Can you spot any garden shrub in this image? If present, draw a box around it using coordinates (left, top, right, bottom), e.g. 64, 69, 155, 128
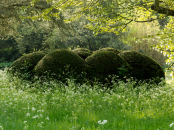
94, 47, 121, 54
8, 51, 47, 80
72, 48, 93, 60
34, 49, 87, 84
85, 50, 130, 86
118, 50, 165, 85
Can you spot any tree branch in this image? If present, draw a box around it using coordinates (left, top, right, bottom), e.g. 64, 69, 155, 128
151, 4, 174, 16
154, 0, 159, 10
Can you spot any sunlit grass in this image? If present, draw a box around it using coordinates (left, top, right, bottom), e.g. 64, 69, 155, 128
0, 68, 174, 130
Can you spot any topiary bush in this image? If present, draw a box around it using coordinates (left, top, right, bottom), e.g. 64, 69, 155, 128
94, 47, 121, 54
34, 49, 87, 84
7, 51, 47, 80
72, 48, 93, 60
118, 50, 165, 85
85, 50, 130, 86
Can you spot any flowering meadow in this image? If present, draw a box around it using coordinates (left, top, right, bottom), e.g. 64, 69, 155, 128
0, 68, 174, 130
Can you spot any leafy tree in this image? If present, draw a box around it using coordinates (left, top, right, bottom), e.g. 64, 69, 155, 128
15, 22, 53, 54
43, 17, 131, 52
1, 0, 174, 68
0, 36, 20, 62
0, 0, 74, 40
1, 0, 174, 36
153, 17, 174, 69
1, 0, 173, 37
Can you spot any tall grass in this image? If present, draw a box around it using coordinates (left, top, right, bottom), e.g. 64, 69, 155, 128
0, 68, 174, 130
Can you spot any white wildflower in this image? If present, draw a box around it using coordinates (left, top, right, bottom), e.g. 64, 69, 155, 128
170, 122, 174, 127
0, 126, 3, 130
26, 113, 30, 117
37, 122, 44, 128
23, 125, 28, 129
23, 121, 27, 123
37, 110, 44, 112
45, 116, 49, 120
98, 120, 107, 124
33, 115, 39, 119
32, 107, 36, 111
39, 114, 43, 118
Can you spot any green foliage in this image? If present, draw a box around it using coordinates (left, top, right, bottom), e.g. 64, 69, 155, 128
94, 47, 121, 54
0, 36, 20, 62
162, 63, 171, 71
0, 68, 173, 130
8, 51, 47, 80
72, 48, 93, 60
34, 49, 87, 84
85, 50, 130, 86
157, 14, 170, 29
0, 36, 18, 49
123, 21, 167, 67
0, 62, 12, 70
43, 23, 131, 52
2, 0, 174, 79
118, 51, 165, 84
0, 47, 19, 62
117, 65, 129, 78
152, 17, 174, 71
15, 23, 52, 54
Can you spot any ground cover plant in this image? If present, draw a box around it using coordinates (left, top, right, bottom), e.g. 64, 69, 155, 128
1, 68, 174, 130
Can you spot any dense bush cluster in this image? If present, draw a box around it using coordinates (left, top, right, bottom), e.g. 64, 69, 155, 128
8, 51, 47, 80
119, 51, 165, 85
7, 48, 165, 88
85, 50, 130, 86
33, 49, 87, 84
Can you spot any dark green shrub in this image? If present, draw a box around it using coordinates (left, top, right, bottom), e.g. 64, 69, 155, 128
8, 51, 47, 80
118, 50, 165, 84
34, 49, 87, 84
0, 48, 20, 62
94, 47, 121, 54
72, 48, 93, 59
85, 51, 130, 86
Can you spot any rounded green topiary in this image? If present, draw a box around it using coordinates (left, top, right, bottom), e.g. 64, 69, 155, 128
118, 50, 165, 84
8, 51, 47, 79
34, 49, 87, 83
85, 50, 130, 86
72, 48, 93, 60
94, 47, 121, 54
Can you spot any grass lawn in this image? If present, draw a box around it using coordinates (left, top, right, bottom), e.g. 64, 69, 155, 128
0, 68, 174, 130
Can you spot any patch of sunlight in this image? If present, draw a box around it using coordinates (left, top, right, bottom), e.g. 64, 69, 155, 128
132, 110, 158, 119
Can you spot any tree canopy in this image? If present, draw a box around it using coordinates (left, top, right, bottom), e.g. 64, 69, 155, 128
1, 0, 174, 67
1, 0, 173, 38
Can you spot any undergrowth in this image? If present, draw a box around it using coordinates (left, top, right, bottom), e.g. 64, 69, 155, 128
0, 68, 174, 130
